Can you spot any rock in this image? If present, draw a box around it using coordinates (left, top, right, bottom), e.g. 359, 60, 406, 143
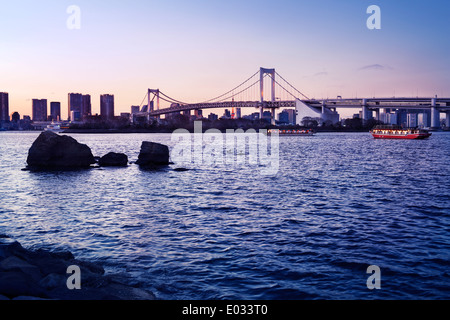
98, 152, 128, 167
0, 271, 47, 298
39, 273, 66, 290
26, 131, 96, 169
0, 239, 156, 300
135, 141, 170, 166
0, 256, 43, 282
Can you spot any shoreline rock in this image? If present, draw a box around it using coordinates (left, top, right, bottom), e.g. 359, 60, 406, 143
26, 131, 96, 169
0, 238, 155, 300
98, 152, 128, 167
135, 141, 170, 167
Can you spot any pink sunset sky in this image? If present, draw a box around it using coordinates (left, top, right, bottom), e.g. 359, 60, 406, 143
1, 0, 449, 119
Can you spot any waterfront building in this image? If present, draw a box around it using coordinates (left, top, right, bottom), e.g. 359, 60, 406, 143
278, 110, 290, 124
100, 94, 115, 120
417, 113, 428, 128
243, 112, 260, 121
236, 107, 242, 119
32, 99, 48, 122
194, 109, 203, 119
131, 106, 140, 114
208, 113, 218, 121
82, 94, 91, 117
396, 109, 431, 128
68, 93, 82, 121
0, 92, 9, 122
386, 113, 398, 125
223, 109, 231, 119
50, 102, 61, 121
278, 109, 297, 125
11, 112, 20, 122
407, 113, 418, 128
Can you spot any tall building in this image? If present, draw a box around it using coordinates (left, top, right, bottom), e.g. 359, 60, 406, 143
417, 113, 428, 128
278, 110, 290, 124
279, 109, 296, 124
68, 93, 83, 121
407, 113, 417, 128
131, 105, 140, 114
82, 94, 91, 116
236, 107, 242, 119
100, 94, 115, 120
50, 102, 61, 121
32, 99, 48, 121
0, 92, 9, 122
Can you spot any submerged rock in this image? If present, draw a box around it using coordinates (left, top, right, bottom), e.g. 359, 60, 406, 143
98, 152, 128, 167
26, 131, 96, 169
135, 141, 170, 166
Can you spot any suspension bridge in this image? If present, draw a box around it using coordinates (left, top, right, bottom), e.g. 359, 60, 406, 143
135, 67, 450, 128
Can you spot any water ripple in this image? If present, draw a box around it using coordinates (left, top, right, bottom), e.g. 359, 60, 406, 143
0, 131, 449, 299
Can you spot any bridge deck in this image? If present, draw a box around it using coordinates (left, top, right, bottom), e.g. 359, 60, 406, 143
136, 97, 450, 117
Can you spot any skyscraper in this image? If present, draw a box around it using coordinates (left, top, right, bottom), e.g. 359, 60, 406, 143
50, 102, 61, 121
236, 107, 242, 119
32, 99, 48, 121
82, 94, 91, 116
68, 93, 83, 121
100, 94, 114, 120
0, 92, 9, 122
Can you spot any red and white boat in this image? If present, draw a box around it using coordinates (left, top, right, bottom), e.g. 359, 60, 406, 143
370, 125, 432, 140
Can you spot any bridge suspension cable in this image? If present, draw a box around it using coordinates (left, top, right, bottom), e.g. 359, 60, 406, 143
275, 71, 310, 100
199, 69, 261, 103
158, 91, 189, 105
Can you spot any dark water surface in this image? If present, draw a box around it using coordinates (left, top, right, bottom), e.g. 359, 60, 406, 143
0, 131, 449, 299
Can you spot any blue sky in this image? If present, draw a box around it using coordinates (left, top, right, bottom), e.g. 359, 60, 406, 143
1, 0, 449, 118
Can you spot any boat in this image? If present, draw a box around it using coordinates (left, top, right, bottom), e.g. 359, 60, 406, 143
370, 125, 431, 139
268, 129, 315, 136
44, 122, 64, 133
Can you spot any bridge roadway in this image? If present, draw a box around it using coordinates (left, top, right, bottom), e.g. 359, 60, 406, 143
135, 97, 450, 127
138, 97, 449, 114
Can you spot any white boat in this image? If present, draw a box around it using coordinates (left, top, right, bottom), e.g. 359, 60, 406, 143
268, 129, 315, 136
44, 122, 64, 133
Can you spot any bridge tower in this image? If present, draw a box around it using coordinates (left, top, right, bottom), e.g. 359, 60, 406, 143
148, 89, 160, 120
260, 68, 276, 124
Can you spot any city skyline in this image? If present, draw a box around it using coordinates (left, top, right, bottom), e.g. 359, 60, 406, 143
1, 1, 450, 119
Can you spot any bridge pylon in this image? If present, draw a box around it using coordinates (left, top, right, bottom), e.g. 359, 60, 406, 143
260, 68, 276, 124
148, 89, 160, 120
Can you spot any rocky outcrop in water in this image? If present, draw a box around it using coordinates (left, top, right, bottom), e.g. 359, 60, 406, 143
135, 141, 170, 167
26, 131, 96, 169
0, 238, 155, 300
98, 152, 128, 167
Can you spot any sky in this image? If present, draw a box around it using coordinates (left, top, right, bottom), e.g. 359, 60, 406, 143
1, 0, 450, 119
